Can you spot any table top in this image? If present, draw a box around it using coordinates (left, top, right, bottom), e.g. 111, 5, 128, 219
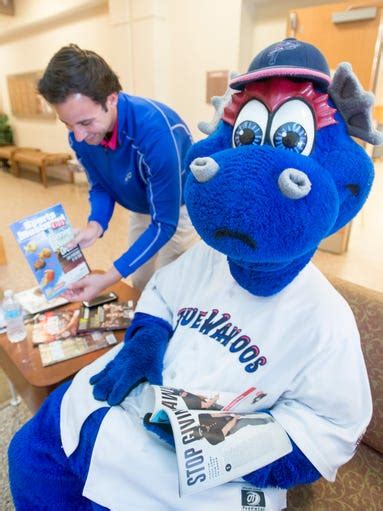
0, 280, 140, 388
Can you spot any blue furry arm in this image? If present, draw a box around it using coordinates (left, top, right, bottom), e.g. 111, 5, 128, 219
243, 438, 321, 489
90, 312, 173, 405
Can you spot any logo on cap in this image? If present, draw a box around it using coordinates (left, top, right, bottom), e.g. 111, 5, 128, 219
267, 39, 300, 65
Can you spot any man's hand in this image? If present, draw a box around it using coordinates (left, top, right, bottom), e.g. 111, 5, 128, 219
90, 320, 171, 405
67, 221, 103, 250
63, 267, 122, 302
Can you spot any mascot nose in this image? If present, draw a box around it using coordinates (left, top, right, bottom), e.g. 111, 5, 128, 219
278, 168, 312, 199
190, 157, 220, 183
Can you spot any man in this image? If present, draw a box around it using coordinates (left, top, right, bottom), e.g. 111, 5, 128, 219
38, 44, 198, 297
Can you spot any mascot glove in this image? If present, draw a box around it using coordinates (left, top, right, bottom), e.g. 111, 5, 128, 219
90, 312, 173, 406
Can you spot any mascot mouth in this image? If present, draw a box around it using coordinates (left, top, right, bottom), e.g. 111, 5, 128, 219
214, 228, 257, 249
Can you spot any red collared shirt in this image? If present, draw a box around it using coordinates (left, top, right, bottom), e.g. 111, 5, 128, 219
100, 120, 118, 150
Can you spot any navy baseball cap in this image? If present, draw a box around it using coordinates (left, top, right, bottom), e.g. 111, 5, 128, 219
230, 38, 331, 91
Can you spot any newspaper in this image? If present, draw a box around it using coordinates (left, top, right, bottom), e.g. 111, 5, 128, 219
139, 386, 292, 497
10, 203, 89, 300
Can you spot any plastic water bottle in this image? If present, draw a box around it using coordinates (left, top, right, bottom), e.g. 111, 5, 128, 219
2, 290, 26, 343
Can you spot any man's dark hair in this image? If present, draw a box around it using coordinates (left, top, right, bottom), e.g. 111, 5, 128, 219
38, 44, 122, 106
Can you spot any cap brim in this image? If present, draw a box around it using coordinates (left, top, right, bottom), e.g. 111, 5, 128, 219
230, 66, 331, 91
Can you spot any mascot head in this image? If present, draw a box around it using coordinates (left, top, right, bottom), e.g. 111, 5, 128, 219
185, 38, 382, 296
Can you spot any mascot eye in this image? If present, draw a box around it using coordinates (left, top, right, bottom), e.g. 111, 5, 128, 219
232, 99, 268, 148
270, 99, 315, 156
233, 120, 263, 147
273, 122, 307, 153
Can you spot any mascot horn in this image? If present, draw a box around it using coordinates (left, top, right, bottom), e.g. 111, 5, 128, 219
8, 38, 382, 511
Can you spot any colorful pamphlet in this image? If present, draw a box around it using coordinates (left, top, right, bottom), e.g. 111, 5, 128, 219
16, 286, 68, 315
32, 309, 80, 345
10, 204, 89, 300
38, 331, 118, 366
78, 301, 134, 333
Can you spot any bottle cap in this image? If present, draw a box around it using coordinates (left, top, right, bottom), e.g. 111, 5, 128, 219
4, 289, 13, 298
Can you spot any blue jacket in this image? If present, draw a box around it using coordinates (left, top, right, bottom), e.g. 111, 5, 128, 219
69, 92, 193, 277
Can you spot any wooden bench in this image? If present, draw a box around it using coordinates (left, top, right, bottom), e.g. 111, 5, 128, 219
0, 145, 18, 168
12, 148, 73, 187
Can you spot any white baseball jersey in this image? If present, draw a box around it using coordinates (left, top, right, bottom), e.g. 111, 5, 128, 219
61, 241, 372, 511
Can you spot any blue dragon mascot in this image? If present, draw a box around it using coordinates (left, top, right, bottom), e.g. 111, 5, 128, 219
9, 39, 382, 511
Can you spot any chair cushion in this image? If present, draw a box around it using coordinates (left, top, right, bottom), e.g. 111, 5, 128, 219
288, 443, 383, 510
328, 275, 383, 454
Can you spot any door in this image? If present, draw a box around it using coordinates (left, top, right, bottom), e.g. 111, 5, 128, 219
287, 1, 383, 253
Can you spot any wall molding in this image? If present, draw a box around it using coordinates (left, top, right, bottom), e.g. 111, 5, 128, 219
0, 0, 108, 45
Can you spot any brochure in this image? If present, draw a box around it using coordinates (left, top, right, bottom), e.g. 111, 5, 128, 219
16, 286, 68, 315
38, 331, 118, 366
137, 386, 292, 497
10, 204, 89, 300
78, 301, 134, 333
32, 309, 80, 344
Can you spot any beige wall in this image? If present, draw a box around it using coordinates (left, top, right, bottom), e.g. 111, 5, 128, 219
0, 0, 112, 153
0, 0, 381, 155
166, 0, 242, 140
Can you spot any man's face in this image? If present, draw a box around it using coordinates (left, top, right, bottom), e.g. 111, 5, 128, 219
55, 92, 118, 145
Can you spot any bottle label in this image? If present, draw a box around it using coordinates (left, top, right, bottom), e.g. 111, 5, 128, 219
4, 310, 21, 320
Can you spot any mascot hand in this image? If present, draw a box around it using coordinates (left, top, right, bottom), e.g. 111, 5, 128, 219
244, 438, 320, 488
90, 313, 172, 405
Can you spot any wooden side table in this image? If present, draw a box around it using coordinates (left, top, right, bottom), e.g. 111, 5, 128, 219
0, 280, 140, 413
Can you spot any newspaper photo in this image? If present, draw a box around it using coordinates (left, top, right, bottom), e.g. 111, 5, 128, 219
10, 203, 89, 300
139, 386, 292, 497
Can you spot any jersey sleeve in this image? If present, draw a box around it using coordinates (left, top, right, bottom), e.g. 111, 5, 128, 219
69, 134, 115, 232
113, 100, 189, 277
271, 309, 372, 481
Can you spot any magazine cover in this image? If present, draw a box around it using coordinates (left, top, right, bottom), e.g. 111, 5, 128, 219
10, 204, 90, 300
138, 385, 292, 498
78, 301, 134, 333
38, 331, 118, 366
16, 286, 68, 315
32, 309, 80, 344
